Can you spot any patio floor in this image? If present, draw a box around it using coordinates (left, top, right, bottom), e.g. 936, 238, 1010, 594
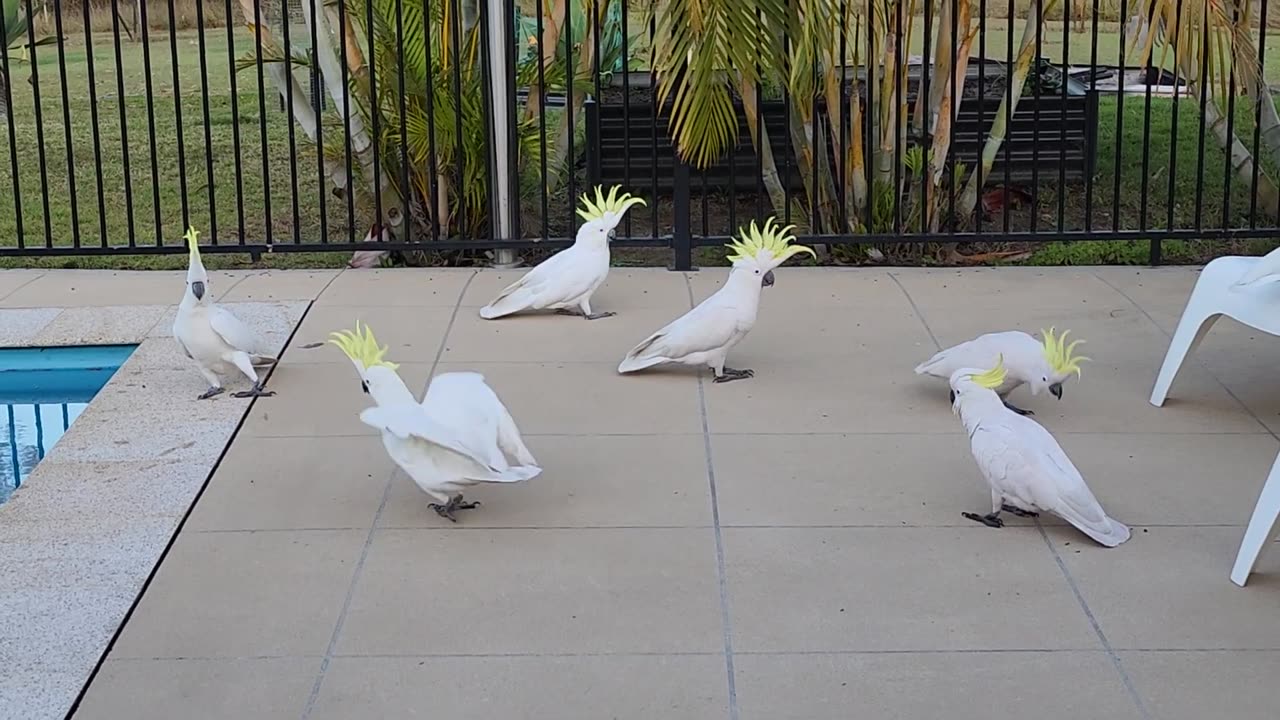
7, 265, 1280, 719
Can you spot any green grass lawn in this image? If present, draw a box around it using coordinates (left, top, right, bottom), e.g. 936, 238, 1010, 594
2, 23, 1280, 269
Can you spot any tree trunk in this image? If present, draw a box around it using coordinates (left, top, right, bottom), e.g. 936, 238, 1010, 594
738, 74, 790, 217
1197, 79, 1280, 221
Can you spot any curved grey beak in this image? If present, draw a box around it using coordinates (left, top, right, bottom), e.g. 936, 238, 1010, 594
607, 228, 616, 241
762, 270, 775, 287
190, 281, 205, 301
949, 390, 957, 405
1050, 383, 1063, 400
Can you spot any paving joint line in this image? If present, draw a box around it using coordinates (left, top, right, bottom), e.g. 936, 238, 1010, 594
300, 269, 477, 720
0, 271, 46, 304
685, 273, 739, 720
1093, 270, 1280, 442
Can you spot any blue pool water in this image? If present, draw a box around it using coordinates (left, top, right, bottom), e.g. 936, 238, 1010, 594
0, 345, 137, 504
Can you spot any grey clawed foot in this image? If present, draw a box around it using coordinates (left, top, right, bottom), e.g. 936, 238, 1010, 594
963, 511, 1005, 528
1003, 401, 1034, 416
1001, 504, 1039, 518
712, 367, 754, 384
554, 309, 580, 317
584, 311, 615, 320
197, 387, 225, 400
429, 496, 481, 523
232, 382, 276, 399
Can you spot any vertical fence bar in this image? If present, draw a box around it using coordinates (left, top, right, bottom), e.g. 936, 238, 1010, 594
672, 154, 692, 270
1220, 2, 1241, 233
479, 0, 498, 241
1001, 0, 1012, 231
222, 0, 246, 244
648, 11, 658, 239
280, 0, 302, 243
533, 0, 548, 241
1249, 0, 1268, 228
782, 0, 792, 226
563, 0, 574, 236
892, 0, 902, 234
367, 0, 384, 228
810, 54, 821, 236
1166, 0, 1184, 236
727, 54, 736, 235
51, 0, 81, 247
921, 0, 932, 230
448, 0, 465, 238
194, 0, 217, 242
863, 0, 873, 235
975, 0, 986, 235
0, 9, 23, 250
1138, 14, 1154, 235
585, 97, 600, 188
1110, 0, 1127, 233
109, 0, 136, 246
755, 6, 764, 222
251, 0, 275, 245
836, 0, 846, 236
394, 0, 410, 242
946, 0, 958, 235
505, 0, 520, 239
1028, 2, 1041, 233
620, 0, 632, 236
1056, 0, 1069, 234
307, 0, 328, 243
1192, 16, 1209, 232
22, 0, 52, 247
79, 0, 108, 246
336, 0, 357, 243
164, 0, 190, 230
1083, 0, 1099, 232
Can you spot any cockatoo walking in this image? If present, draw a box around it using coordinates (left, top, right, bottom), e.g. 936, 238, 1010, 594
479, 185, 646, 320
949, 357, 1131, 547
173, 227, 277, 400
330, 323, 540, 522
1233, 245, 1280, 288
617, 217, 815, 383
915, 328, 1089, 416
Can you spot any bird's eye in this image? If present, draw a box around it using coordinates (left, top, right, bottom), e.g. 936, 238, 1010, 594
360, 381, 369, 394
754, 269, 760, 274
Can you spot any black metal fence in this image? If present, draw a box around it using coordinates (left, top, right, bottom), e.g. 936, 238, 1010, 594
0, 0, 1277, 269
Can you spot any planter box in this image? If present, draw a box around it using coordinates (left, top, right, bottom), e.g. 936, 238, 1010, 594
591, 90, 1099, 194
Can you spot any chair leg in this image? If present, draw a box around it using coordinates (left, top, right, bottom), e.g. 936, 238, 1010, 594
1231, 453, 1280, 587
1149, 311, 1220, 407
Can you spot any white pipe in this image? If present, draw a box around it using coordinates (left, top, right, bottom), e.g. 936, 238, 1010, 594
487, 0, 518, 267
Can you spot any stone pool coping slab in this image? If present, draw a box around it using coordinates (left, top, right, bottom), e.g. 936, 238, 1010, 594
0, 274, 310, 720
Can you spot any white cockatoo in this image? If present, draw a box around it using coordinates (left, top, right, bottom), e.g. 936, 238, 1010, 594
173, 227, 277, 399
915, 328, 1089, 416
617, 217, 815, 383
479, 185, 646, 320
329, 323, 541, 522
949, 356, 1131, 547
1233, 245, 1280, 288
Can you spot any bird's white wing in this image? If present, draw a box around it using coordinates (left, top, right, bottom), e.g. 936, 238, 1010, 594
915, 333, 1012, 378
362, 403, 502, 471
1235, 246, 1280, 287
422, 372, 524, 470
208, 305, 269, 357
1012, 416, 1128, 546
620, 298, 742, 367
481, 248, 600, 316
970, 422, 1038, 505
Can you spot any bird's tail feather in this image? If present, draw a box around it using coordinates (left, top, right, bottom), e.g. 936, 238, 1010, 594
494, 403, 538, 466
480, 287, 536, 319
250, 354, 277, 367
481, 463, 541, 483
1059, 508, 1131, 548
618, 354, 669, 374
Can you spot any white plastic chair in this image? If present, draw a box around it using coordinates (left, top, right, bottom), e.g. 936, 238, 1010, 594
1147, 255, 1280, 587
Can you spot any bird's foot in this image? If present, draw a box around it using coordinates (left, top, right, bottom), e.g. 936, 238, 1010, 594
1003, 401, 1034, 416
554, 308, 580, 316
429, 495, 481, 523
1001, 503, 1039, 518
712, 367, 754, 384
232, 382, 276, 399
197, 386, 225, 400
584, 311, 615, 320
963, 511, 1005, 528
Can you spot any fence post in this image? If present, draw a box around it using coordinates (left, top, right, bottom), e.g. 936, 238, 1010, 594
1149, 239, 1163, 266
585, 96, 601, 190
671, 152, 693, 271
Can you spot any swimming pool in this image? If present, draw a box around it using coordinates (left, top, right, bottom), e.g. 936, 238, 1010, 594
0, 345, 137, 504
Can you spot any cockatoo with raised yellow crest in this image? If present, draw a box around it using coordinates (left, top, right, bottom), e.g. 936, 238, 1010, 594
330, 323, 540, 522
950, 356, 1131, 547
915, 328, 1089, 416
617, 217, 815, 383
172, 227, 277, 399
479, 185, 647, 320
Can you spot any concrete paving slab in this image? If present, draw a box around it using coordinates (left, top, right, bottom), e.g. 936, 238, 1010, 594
443, 306, 693, 363
463, 267, 694, 312
891, 267, 1128, 312
307, 654, 730, 720
1055, 525, 1280, 649
1118, 650, 1280, 720
336, 528, 724, 655
688, 267, 906, 309
733, 651, 1141, 720
0, 270, 238, 308
0, 269, 44, 301
0, 307, 62, 345
74, 658, 319, 720
722, 526, 1102, 652
0, 664, 87, 720
216, 269, 339, 302
316, 268, 474, 307
378, 434, 713, 529
109, 529, 367, 659
288, 304, 454, 364
29, 304, 168, 346
185, 435, 394, 531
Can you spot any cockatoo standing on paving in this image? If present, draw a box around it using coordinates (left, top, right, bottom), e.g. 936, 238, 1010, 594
173, 227, 277, 399
949, 356, 1131, 547
1233, 245, 1280, 288
479, 185, 646, 320
330, 323, 541, 522
617, 217, 815, 383
915, 328, 1089, 416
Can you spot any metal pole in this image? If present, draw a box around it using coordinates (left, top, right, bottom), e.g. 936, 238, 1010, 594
486, 0, 518, 267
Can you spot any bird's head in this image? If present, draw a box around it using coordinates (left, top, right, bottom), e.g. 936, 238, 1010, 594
184, 226, 209, 302
724, 217, 815, 288
948, 356, 1009, 415
1038, 327, 1090, 401
575, 185, 647, 243
328, 322, 407, 404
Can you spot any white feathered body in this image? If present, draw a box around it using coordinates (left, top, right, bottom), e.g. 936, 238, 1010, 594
959, 394, 1130, 547
363, 371, 540, 504
479, 226, 611, 319
173, 301, 275, 380
618, 268, 762, 375
916, 331, 1048, 397
1234, 245, 1280, 288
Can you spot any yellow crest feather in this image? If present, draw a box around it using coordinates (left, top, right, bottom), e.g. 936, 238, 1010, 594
184, 226, 201, 263
327, 321, 399, 371
1040, 327, 1091, 379
724, 217, 816, 266
576, 184, 647, 222
970, 355, 1008, 390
